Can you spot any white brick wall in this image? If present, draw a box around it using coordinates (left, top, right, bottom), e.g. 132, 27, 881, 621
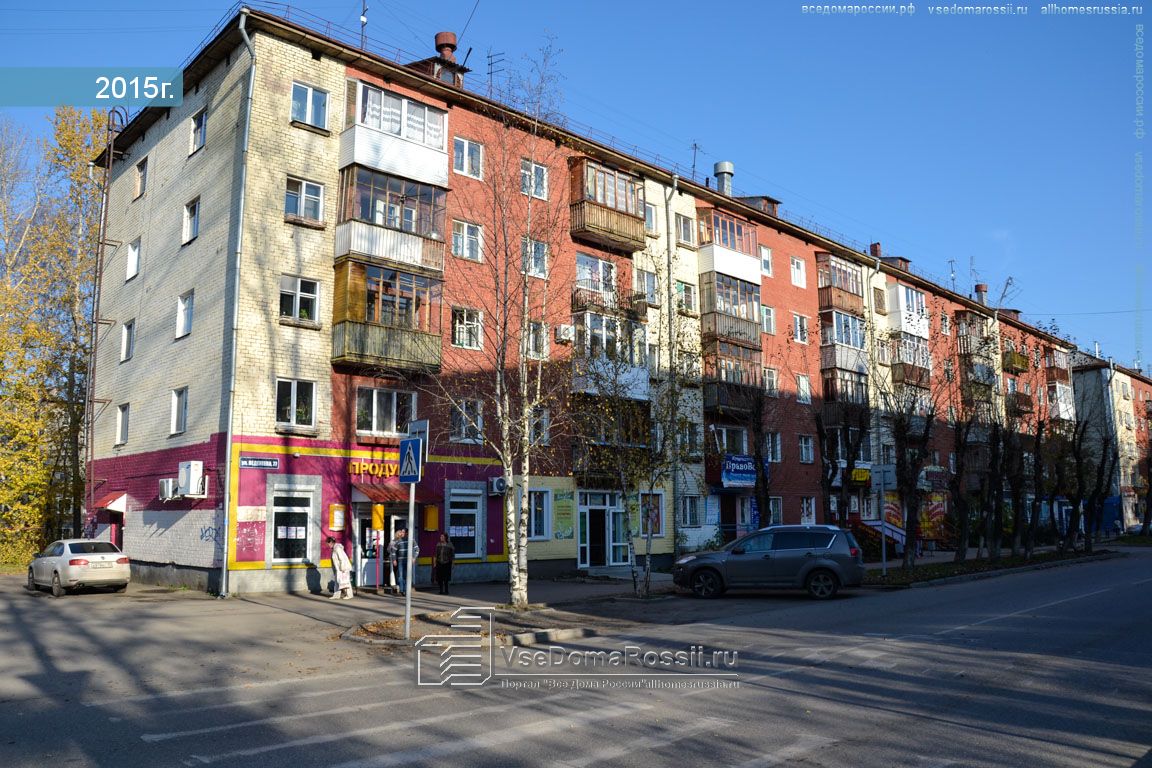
123, 507, 223, 568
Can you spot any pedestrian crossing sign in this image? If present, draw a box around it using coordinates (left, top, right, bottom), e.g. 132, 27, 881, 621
399, 437, 423, 483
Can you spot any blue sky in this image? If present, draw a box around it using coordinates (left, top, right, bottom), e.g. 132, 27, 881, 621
1, 0, 1147, 366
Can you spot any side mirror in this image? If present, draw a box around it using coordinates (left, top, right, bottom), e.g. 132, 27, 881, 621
731, 547, 745, 555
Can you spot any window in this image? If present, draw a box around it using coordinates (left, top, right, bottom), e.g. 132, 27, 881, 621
530, 408, 551, 446
576, 253, 614, 292
792, 313, 809, 344
796, 374, 812, 404
634, 269, 659, 306
522, 237, 548, 278
285, 178, 324, 221
768, 497, 783, 526
680, 495, 701, 527
134, 158, 147, 198
279, 275, 319, 322
528, 490, 551, 539
639, 492, 664, 536
342, 167, 446, 239
447, 489, 482, 557
520, 159, 548, 199
451, 220, 482, 262
703, 272, 760, 320
291, 82, 328, 129
949, 452, 957, 474
644, 203, 657, 234
450, 400, 483, 443
176, 291, 194, 338
575, 313, 646, 365
526, 321, 548, 360
183, 198, 200, 243
171, 387, 188, 435
761, 306, 776, 335
354, 82, 444, 147
675, 214, 695, 245
676, 281, 697, 312
737, 497, 753, 528
824, 370, 867, 404
365, 267, 441, 332
765, 431, 782, 462
115, 403, 129, 445
355, 388, 414, 435
873, 286, 887, 313
790, 256, 806, 288
582, 160, 645, 216
272, 495, 311, 561
679, 422, 703, 456
275, 379, 314, 427
190, 109, 207, 153
940, 311, 951, 335
714, 425, 747, 454
800, 497, 817, 525
818, 256, 863, 295
700, 211, 756, 255
823, 311, 865, 349
944, 361, 955, 382
126, 238, 140, 281
452, 137, 483, 178
902, 285, 926, 316
120, 320, 135, 362
763, 367, 779, 396
799, 435, 815, 463
760, 245, 773, 276
452, 308, 482, 349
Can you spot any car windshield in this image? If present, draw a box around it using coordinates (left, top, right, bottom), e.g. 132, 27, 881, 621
68, 542, 121, 554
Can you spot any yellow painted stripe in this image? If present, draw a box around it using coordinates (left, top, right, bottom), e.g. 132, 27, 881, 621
233, 441, 500, 465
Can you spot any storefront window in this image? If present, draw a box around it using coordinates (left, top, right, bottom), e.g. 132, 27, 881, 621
272, 495, 310, 561
447, 489, 482, 557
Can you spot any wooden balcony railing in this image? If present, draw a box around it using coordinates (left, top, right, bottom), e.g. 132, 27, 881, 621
1002, 349, 1030, 373
1007, 391, 1034, 415
1045, 364, 1071, 383
891, 362, 931, 389
569, 199, 647, 253
701, 312, 760, 347
817, 285, 865, 316
331, 321, 441, 372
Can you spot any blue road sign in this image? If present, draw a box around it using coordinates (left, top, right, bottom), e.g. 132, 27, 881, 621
399, 438, 423, 483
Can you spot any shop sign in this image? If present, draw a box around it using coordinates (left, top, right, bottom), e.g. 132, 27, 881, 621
349, 460, 399, 478
850, 468, 871, 485
721, 454, 768, 489
240, 456, 279, 469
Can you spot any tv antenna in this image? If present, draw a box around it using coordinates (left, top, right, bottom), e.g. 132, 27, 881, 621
486, 47, 505, 97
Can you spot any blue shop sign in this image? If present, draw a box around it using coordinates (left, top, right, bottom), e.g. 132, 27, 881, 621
721, 454, 768, 488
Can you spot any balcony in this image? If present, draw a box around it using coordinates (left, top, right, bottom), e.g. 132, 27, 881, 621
339, 124, 449, 187
1050, 394, 1076, 422
1146, 399, 1152, 418
568, 200, 647, 253
958, 334, 993, 358
703, 379, 761, 414
1046, 363, 1071, 384
1002, 350, 1030, 374
335, 220, 445, 273
891, 362, 930, 389
818, 285, 865, 316
820, 343, 869, 374
331, 321, 441, 372
572, 357, 650, 401
701, 312, 760, 347
1006, 391, 1034, 415
571, 281, 643, 319
962, 381, 994, 404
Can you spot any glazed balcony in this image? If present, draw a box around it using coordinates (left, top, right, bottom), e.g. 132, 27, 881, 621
958, 334, 994, 358
1046, 363, 1071, 384
1002, 350, 1030, 374
568, 199, 647, 253
339, 123, 449, 187
335, 220, 445, 273
701, 312, 760, 347
331, 320, 441, 372
891, 362, 931, 389
818, 285, 865, 316
820, 343, 869, 374
703, 379, 762, 414
1006, 391, 1034, 416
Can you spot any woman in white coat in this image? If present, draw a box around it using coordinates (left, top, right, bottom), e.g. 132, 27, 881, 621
327, 536, 354, 600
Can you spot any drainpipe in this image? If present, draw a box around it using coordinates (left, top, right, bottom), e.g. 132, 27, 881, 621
218, 8, 257, 597
665, 175, 679, 556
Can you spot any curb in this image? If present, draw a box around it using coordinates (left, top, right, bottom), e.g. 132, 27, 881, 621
509, 627, 597, 647
900, 551, 1124, 589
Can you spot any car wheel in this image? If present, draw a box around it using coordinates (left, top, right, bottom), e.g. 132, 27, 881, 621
112, 584, 127, 593
27, 569, 37, 592
51, 572, 66, 598
690, 569, 724, 599
805, 570, 839, 600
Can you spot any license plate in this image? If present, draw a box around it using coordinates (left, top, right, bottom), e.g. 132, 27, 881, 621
91, 562, 112, 569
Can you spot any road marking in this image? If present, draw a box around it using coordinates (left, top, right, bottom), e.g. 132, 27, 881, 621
1133, 577, 1152, 586
118, 680, 404, 721
85, 668, 382, 708
142, 691, 441, 743
731, 734, 838, 767
329, 700, 652, 768
935, 587, 1114, 635
188, 693, 576, 764
554, 716, 732, 767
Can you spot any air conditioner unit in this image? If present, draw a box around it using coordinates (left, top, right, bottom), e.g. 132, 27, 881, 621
177, 460, 206, 498
158, 478, 179, 501
488, 476, 509, 496
554, 324, 575, 344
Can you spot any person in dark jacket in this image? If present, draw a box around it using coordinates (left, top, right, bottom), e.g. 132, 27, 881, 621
434, 533, 455, 594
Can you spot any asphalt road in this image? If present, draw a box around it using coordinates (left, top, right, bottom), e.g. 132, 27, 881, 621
2, 552, 1150, 768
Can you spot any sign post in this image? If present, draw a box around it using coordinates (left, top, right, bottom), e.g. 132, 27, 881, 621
399, 436, 423, 639
871, 464, 897, 577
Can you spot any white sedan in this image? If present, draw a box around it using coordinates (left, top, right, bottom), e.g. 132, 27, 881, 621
27, 539, 131, 597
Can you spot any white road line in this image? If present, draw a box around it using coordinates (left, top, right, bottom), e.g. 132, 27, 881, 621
85, 668, 382, 708
935, 587, 1114, 635
731, 734, 838, 767
117, 680, 404, 721
141, 691, 439, 743
330, 701, 653, 768
555, 716, 733, 768
188, 693, 576, 764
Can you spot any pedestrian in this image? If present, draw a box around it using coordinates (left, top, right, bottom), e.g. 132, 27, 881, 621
434, 533, 455, 594
388, 528, 420, 596
327, 535, 354, 600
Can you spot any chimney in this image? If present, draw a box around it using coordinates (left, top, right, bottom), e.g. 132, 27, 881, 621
714, 161, 734, 196
975, 283, 988, 306
435, 31, 457, 62
869, 242, 882, 259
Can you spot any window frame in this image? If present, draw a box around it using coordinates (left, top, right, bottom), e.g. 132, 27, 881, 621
765, 431, 783, 463
175, 290, 194, 339
796, 373, 812, 404
134, 158, 147, 199
675, 214, 695, 245
527, 489, 552, 540
120, 319, 135, 362
799, 434, 815, 463
355, 386, 415, 436
126, 238, 140, 281
761, 305, 776, 335
790, 256, 806, 288
285, 177, 324, 222
291, 81, 329, 129
450, 399, 484, 444
451, 219, 483, 262
452, 136, 484, 179
522, 237, 548, 278
675, 281, 697, 313
171, 386, 188, 435
183, 197, 200, 244
792, 313, 810, 344
451, 307, 483, 350
115, 403, 129, 446
679, 495, 701, 528
760, 245, 773, 276
639, 491, 665, 537
275, 378, 315, 428
526, 320, 549, 360
190, 108, 207, 154
279, 275, 319, 323
520, 159, 548, 199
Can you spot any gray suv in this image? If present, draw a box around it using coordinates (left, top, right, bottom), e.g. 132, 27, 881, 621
672, 525, 864, 599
